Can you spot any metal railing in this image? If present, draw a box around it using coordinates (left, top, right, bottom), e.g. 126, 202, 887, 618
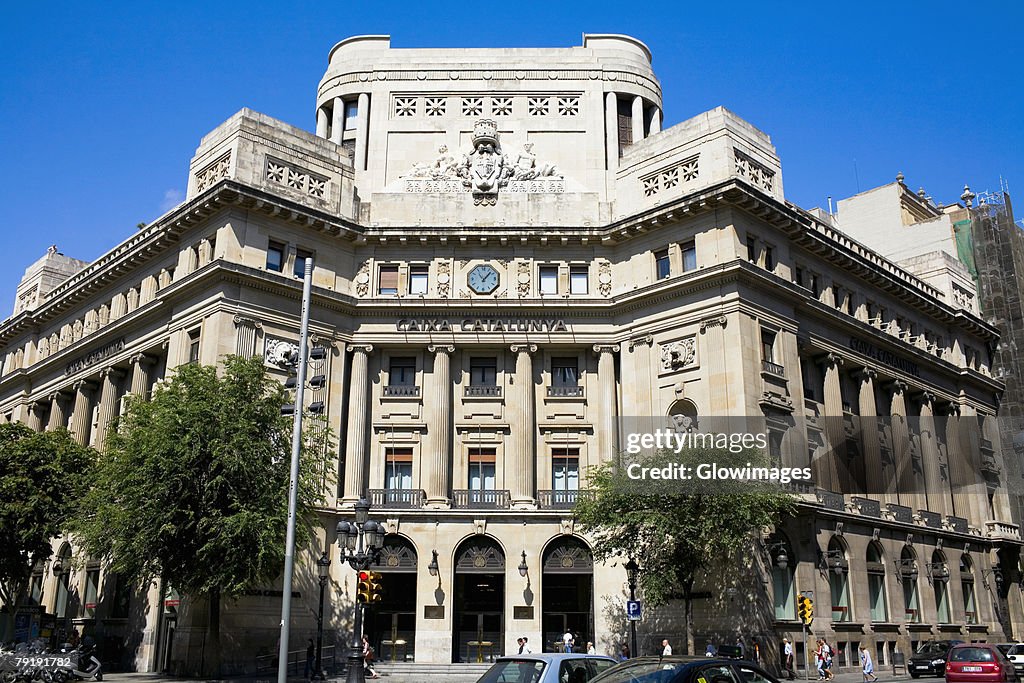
465, 385, 502, 397
452, 489, 510, 509
383, 385, 420, 397
369, 488, 425, 509
256, 645, 336, 675
537, 489, 579, 509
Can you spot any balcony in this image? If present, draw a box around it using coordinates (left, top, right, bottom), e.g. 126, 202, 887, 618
886, 503, 914, 524
452, 489, 510, 509
761, 360, 785, 376
538, 489, 582, 510
383, 385, 420, 398
547, 385, 583, 398
985, 520, 1021, 541
464, 385, 502, 398
369, 489, 425, 509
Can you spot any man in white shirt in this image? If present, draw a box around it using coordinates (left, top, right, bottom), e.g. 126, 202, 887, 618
522, 637, 532, 654
784, 638, 795, 680
662, 639, 673, 657
563, 631, 574, 653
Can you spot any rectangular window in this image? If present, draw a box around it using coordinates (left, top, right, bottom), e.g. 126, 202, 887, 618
385, 448, 413, 490
552, 448, 580, 492
681, 242, 697, 272
761, 330, 776, 363
187, 329, 201, 364
539, 265, 558, 294
569, 266, 588, 295
267, 241, 285, 272
293, 249, 314, 279
470, 357, 497, 386
388, 357, 416, 386
468, 448, 496, 491
552, 357, 579, 387
763, 245, 775, 271
55, 572, 70, 619
655, 249, 671, 280
617, 99, 633, 155
111, 574, 131, 619
746, 236, 758, 262
84, 568, 100, 618
810, 274, 820, 298
408, 265, 429, 295
343, 100, 359, 131
29, 574, 43, 605
378, 265, 399, 295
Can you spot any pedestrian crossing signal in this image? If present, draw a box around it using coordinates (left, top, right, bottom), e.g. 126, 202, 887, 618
797, 595, 814, 625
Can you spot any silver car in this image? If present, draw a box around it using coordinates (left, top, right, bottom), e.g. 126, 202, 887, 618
476, 653, 619, 683
1005, 644, 1024, 675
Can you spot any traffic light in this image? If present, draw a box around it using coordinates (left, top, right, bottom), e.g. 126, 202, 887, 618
797, 595, 814, 625
357, 571, 371, 604
367, 571, 384, 603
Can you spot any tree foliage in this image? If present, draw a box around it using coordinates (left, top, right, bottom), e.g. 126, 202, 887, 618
0, 424, 95, 610
574, 445, 796, 652
70, 355, 332, 599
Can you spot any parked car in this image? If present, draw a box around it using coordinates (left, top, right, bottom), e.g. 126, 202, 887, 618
945, 643, 1017, 683
590, 656, 780, 683
475, 653, 617, 683
995, 645, 1020, 656
911, 640, 965, 678
1004, 645, 1024, 675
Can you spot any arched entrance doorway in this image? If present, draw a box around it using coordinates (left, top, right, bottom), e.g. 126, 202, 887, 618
453, 536, 505, 663
368, 535, 417, 662
541, 537, 594, 653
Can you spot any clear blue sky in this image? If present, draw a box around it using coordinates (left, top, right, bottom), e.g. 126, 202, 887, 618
2, 1, 1021, 317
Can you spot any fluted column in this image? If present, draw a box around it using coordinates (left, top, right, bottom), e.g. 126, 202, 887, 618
330, 96, 344, 144
593, 344, 621, 462
47, 392, 69, 431
342, 345, 373, 504
354, 92, 369, 171
631, 96, 644, 146
25, 402, 44, 432
233, 315, 263, 359
94, 367, 124, 452
605, 92, 618, 172
818, 353, 844, 491
70, 380, 97, 446
316, 106, 328, 138
917, 392, 946, 515
888, 380, 919, 510
857, 368, 883, 494
509, 344, 537, 508
425, 345, 454, 507
129, 354, 154, 398
945, 403, 975, 521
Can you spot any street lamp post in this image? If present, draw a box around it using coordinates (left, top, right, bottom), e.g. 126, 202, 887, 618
336, 498, 385, 683
314, 551, 331, 680
625, 558, 639, 658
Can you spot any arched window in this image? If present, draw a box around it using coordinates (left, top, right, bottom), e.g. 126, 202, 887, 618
931, 550, 951, 623
53, 544, 72, 619
827, 536, 850, 622
768, 534, 796, 620
668, 399, 698, 432
960, 555, 977, 625
867, 542, 888, 622
899, 546, 921, 623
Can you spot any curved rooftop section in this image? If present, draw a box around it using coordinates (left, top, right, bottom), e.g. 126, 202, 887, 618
581, 33, 652, 64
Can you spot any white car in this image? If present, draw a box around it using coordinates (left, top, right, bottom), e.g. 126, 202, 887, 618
1004, 644, 1024, 674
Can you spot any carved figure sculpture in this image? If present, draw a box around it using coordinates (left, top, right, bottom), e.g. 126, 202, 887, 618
511, 142, 562, 180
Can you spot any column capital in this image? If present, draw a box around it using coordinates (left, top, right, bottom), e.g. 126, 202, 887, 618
232, 314, 263, 329
627, 335, 653, 350
347, 344, 374, 355
913, 390, 937, 405
817, 351, 845, 368
699, 316, 727, 333
510, 343, 538, 354
592, 344, 621, 355
130, 352, 156, 367
855, 367, 878, 383
49, 389, 72, 401
943, 401, 962, 417
73, 379, 98, 393
427, 344, 455, 355
99, 366, 126, 380
884, 379, 909, 395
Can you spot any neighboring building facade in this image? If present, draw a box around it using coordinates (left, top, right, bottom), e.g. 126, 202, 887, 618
1, 35, 1021, 675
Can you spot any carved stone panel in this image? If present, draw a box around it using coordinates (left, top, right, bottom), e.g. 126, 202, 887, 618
660, 337, 697, 372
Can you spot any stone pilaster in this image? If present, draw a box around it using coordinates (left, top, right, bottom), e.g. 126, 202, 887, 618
94, 367, 125, 452
593, 344, 620, 463
342, 344, 373, 504
70, 380, 97, 446
509, 344, 537, 508
425, 345, 454, 507
233, 315, 263, 358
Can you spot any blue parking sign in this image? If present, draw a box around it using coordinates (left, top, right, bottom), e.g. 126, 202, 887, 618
627, 600, 642, 621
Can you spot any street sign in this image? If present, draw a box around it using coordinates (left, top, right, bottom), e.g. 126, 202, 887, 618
626, 600, 642, 621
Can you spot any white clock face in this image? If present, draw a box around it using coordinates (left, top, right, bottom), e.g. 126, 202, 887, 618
468, 264, 499, 294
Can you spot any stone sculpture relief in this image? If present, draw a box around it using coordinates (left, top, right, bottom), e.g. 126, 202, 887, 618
264, 337, 299, 368
660, 338, 697, 371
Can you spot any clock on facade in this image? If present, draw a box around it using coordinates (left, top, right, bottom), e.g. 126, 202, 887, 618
467, 264, 500, 294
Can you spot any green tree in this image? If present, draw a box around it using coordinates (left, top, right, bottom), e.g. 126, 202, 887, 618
70, 355, 331, 675
0, 424, 94, 615
574, 446, 796, 654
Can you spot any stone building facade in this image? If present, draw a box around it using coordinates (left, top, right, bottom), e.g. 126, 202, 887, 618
1, 34, 1021, 674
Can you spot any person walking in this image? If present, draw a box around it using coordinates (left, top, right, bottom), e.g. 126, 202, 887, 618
820, 639, 834, 682
815, 640, 826, 680
522, 637, 532, 654
662, 639, 673, 657
304, 638, 315, 681
860, 644, 878, 682
587, 641, 597, 655
362, 634, 379, 679
783, 638, 796, 680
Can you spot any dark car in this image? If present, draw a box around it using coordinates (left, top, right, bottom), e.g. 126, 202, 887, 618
911, 641, 965, 678
590, 656, 780, 683
945, 643, 1018, 683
